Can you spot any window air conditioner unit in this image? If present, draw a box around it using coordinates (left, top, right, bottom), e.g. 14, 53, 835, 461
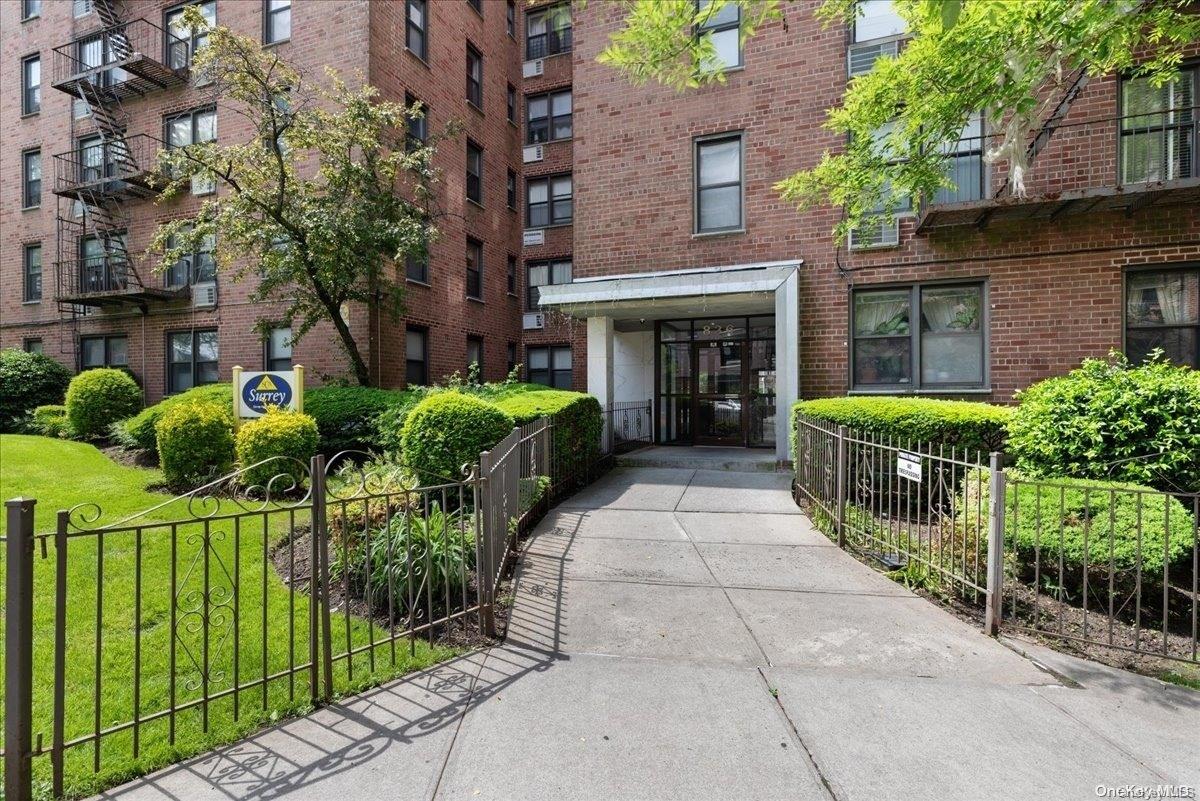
847, 39, 899, 77
848, 217, 900, 250
523, 144, 544, 163
523, 59, 544, 78
523, 312, 545, 330
192, 282, 217, 308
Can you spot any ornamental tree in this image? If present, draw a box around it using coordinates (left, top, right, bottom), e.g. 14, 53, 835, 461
152, 6, 452, 386
598, 0, 1200, 241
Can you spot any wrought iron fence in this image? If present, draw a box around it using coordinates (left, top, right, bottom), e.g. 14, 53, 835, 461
793, 413, 1200, 667
603, 400, 653, 455
2, 411, 606, 801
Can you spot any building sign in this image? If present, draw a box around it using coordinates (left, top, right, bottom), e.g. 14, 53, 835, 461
232, 365, 304, 421
896, 451, 922, 482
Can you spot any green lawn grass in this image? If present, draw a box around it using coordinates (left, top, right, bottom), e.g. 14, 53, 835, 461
0, 435, 461, 799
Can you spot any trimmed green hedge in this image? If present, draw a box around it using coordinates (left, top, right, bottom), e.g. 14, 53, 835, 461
304, 386, 417, 454
494, 390, 602, 472
793, 396, 1012, 454
235, 408, 319, 491
157, 401, 235, 489
962, 468, 1195, 586
1007, 355, 1200, 493
400, 392, 514, 482
66, 368, 142, 439
113, 384, 232, 451
0, 349, 72, 432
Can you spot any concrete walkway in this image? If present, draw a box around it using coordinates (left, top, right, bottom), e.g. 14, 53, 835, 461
99, 466, 1198, 801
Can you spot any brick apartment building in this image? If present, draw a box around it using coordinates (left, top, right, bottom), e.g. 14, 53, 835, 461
3, 1, 1199, 460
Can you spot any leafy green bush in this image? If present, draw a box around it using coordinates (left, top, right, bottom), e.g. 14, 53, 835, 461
32, 404, 70, 439
304, 386, 418, 454
330, 503, 476, 620
65, 367, 142, 439
961, 469, 1196, 587
400, 392, 513, 482
493, 390, 602, 477
112, 384, 232, 451
1007, 354, 1200, 493
793, 396, 1012, 454
235, 407, 319, 491
0, 349, 72, 432
156, 401, 235, 488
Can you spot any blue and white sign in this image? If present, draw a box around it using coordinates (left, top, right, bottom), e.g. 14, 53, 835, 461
235, 369, 300, 418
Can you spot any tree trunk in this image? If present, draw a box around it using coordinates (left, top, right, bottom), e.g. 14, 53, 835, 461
325, 298, 373, 386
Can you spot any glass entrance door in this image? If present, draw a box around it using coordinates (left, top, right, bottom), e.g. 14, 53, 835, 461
696, 340, 743, 445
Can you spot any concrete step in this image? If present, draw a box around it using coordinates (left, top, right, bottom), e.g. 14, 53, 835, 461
614, 446, 789, 473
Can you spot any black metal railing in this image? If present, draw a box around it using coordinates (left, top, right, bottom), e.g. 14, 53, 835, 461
55, 254, 135, 299
51, 18, 188, 95
604, 400, 653, 455
53, 134, 164, 199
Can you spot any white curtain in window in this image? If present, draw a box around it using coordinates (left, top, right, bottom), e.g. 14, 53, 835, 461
854, 292, 909, 335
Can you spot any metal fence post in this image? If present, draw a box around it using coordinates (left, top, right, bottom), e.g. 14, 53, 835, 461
5, 497, 37, 801
985, 452, 1006, 636
308, 454, 325, 705
474, 458, 496, 638
835, 425, 848, 549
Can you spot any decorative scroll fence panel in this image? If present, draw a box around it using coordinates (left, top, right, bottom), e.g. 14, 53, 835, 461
793, 413, 1200, 667
3, 412, 603, 801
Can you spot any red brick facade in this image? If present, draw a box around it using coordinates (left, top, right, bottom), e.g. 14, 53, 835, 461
4, 1, 1198, 406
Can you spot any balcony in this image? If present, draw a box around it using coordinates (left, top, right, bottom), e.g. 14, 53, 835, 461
51, 18, 189, 104
916, 106, 1200, 232
53, 135, 164, 202
56, 254, 188, 307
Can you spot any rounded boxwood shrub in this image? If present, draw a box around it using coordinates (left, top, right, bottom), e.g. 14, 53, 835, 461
0, 349, 72, 432
65, 367, 142, 439
32, 404, 70, 439
157, 401, 235, 489
792, 396, 1012, 455
304, 386, 417, 454
235, 408, 320, 491
400, 392, 513, 482
1007, 354, 1200, 493
114, 384, 232, 451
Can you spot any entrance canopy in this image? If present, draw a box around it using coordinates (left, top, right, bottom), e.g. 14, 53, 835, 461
537, 261, 802, 461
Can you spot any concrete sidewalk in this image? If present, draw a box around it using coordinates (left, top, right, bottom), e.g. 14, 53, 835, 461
98, 466, 1198, 801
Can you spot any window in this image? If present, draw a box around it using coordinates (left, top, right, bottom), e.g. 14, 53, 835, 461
22, 55, 40, 115
507, 342, 517, 374
165, 228, 215, 287
406, 0, 427, 60
265, 327, 292, 370
507, 169, 517, 209
165, 107, 217, 193
506, 1, 515, 37
507, 255, 517, 295
165, 1, 216, 69
851, 282, 986, 390
528, 346, 572, 389
79, 232, 128, 292
168, 330, 219, 393
466, 238, 483, 299
1120, 68, 1196, 185
695, 0, 741, 71
853, 0, 906, 43
73, 0, 92, 18
467, 336, 484, 375
264, 0, 291, 44
77, 134, 119, 184
467, 0, 481, 13
695, 133, 742, 233
507, 83, 517, 123
405, 93, 427, 151
406, 234, 429, 283
526, 174, 572, 228
22, 0, 42, 20
526, 259, 571, 310
23, 339, 43, 355
1125, 267, 1200, 368
81, 335, 128, 369
466, 140, 483, 205
22, 149, 41, 209
23, 244, 42, 302
526, 5, 571, 60
934, 112, 985, 204
526, 89, 571, 144
466, 44, 483, 108
405, 327, 428, 386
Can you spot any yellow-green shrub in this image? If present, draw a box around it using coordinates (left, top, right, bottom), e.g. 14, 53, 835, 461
235, 408, 319, 491
65, 367, 142, 438
157, 401, 235, 489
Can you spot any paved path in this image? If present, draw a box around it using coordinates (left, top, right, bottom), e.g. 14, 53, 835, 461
99, 467, 1198, 801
